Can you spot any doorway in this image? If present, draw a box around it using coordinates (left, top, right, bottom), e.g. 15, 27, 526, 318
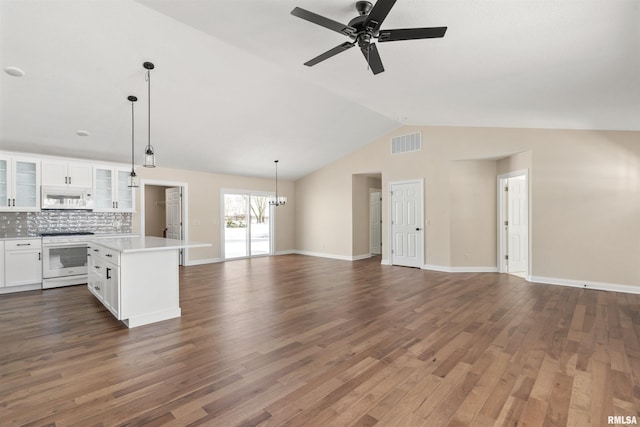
389, 179, 424, 268
498, 170, 529, 277
140, 180, 187, 265
222, 191, 274, 259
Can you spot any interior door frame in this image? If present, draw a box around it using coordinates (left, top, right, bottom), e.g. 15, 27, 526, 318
369, 188, 382, 255
139, 179, 188, 265
220, 188, 275, 260
388, 178, 424, 268
497, 169, 530, 276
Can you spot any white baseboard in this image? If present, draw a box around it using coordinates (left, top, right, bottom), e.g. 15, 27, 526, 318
423, 264, 498, 273
529, 275, 640, 295
275, 250, 296, 256
381, 259, 390, 265
184, 258, 222, 266
294, 250, 372, 262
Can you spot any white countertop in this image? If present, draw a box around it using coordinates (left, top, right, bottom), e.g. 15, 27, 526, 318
89, 236, 211, 253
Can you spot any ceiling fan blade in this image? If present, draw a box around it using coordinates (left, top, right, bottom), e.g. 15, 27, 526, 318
305, 42, 355, 67
361, 44, 385, 75
291, 7, 355, 36
378, 27, 447, 42
364, 0, 397, 31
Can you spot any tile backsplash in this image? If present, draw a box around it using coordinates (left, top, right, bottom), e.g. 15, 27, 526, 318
1, 211, 132, 235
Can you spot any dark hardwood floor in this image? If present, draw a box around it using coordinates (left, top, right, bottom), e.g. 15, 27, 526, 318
1, 254, 639, 426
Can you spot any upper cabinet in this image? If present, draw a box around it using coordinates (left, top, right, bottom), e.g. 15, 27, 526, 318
42, 160, 92, 188
0, 154, 41, 212
93, 166, 135, 212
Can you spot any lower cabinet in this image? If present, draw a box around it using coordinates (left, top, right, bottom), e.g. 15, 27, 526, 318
87, 243, 120, 318
3, 239, 42, 290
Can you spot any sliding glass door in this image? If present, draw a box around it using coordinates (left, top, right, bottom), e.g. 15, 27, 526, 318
223, 192, 273, 259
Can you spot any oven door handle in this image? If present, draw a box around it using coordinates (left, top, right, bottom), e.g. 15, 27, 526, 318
43, 242, 90, 248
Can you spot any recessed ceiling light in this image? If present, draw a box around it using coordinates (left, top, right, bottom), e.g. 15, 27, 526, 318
4, 66, 25, 77
76, 130, 90, 137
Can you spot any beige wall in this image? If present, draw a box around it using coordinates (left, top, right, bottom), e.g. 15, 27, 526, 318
449, 160, 497, 268
133, 166, 295, 263
294, 126, 640, 287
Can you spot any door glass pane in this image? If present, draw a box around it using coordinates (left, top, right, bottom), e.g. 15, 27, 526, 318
250, 195, 270, 256
14, 161, 37, 207
224, 194, 248, 258
95, 169, 113, 210
0, 159, 8, 207
117, 171, 133, 210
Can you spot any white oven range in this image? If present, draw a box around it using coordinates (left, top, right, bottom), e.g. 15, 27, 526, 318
41, 231, 94, 289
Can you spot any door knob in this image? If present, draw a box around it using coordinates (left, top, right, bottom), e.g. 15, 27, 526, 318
416, 228, 421, 231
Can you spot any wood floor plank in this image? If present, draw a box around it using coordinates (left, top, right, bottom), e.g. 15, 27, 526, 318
1, 255, 639, 426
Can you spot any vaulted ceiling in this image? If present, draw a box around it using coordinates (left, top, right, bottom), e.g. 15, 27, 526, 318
1, 0, 638, 180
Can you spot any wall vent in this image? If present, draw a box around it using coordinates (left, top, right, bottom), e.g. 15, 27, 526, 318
391, 132, 422, 154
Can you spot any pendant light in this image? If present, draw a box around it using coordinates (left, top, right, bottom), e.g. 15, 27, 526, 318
269, 160, 287, 206
127, 95, 139, 188
143, 61, 156, 167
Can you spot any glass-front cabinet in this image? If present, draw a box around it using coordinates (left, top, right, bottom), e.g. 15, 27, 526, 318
0, 155, 40, 212
93, 166, 134, 212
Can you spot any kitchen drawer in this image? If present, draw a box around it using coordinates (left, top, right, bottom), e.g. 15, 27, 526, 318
5, 239, 42, 250
89, 244, 120, 265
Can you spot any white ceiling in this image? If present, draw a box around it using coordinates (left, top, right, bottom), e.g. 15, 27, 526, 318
1, 0, 638, 180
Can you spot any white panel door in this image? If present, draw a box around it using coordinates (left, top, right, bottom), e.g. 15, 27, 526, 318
369, 191, 381, 255
507, 176, 528, 273
390, 181, 423, 268
165, 188, 182, 240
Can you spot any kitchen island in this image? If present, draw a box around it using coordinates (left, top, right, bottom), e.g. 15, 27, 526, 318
87, 236, 210, 328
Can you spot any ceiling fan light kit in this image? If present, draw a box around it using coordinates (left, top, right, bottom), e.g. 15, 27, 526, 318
291, 0, 447, 75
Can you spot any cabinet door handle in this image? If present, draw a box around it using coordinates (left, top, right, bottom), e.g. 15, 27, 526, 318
12, 198, 15, 207
6, 198, 9, 206
106, 254, 112, 258
38, 252, 41, 261
65, 176, 68, 184
106, 267, 111, 279
69, 176, 71, 185
93, 249, 99, 252
16, 243, 32, 246
95, 286, 100, 291
94, 265, 100, 269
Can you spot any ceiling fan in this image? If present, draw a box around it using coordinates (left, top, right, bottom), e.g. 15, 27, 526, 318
291, 0, 447, 75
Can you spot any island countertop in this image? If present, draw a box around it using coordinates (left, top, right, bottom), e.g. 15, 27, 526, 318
88, 236, 210, 253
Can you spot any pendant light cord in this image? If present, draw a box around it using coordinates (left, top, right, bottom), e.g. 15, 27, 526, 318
146, 69, 151, 151
131, 100, 135, 169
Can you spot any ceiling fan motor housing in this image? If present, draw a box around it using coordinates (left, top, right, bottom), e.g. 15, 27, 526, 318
355, 1, 373, 16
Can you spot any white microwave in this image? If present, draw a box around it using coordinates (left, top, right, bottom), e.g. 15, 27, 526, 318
41, 186, 94, 210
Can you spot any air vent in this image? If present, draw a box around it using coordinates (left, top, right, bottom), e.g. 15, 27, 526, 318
391, 132, 422, 154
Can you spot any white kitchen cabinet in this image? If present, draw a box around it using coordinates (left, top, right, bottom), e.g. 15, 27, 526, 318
86, 237, 210, 328
42, 159, 92, 188
0, 241, 4, 288
87, 243, 120, 318
4, 239, 42, 287
0, 155, 40, 212
93, 166, 135, 212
